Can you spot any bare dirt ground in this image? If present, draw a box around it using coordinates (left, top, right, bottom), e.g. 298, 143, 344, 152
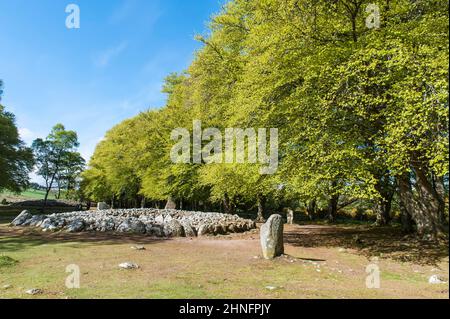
0, 223, 448, 299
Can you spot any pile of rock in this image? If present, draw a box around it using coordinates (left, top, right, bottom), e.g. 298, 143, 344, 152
10, 209, 256, 237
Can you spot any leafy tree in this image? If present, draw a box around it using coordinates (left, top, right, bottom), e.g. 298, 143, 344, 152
0, 81, 34, 192
81, 0, 448, 239
55, 151, 85, 199
32, 124, 82, 205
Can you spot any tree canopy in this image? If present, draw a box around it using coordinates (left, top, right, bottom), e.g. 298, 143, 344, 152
0, 80, 34, 192
82, 0, 449, 239
32, 124, 84, 204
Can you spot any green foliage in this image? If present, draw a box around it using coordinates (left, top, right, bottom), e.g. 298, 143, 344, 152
32, 124, 84, 202
0, 82, 34, 193
81, 0, 448, 229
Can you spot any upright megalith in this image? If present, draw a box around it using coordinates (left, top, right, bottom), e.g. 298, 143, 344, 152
286, 208, 294, 225
97, 202, 110, 210
260, 214, 284, 259
165, 197, 177, 210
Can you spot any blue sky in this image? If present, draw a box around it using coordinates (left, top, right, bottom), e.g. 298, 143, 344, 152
0, 0, 223, 181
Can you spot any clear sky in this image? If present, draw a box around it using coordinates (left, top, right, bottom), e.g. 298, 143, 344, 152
0, 0, 223, 181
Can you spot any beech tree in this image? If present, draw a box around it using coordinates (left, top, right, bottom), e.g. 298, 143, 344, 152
81, 0, 448, 239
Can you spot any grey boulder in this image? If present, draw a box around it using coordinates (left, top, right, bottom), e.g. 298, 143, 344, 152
66, 219, 85, 232
260, 214, 284, 259
163, 220, 185, 237
11, 210, 32, 226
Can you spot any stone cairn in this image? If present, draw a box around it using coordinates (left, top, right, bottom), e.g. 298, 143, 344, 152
10, 209, 256, 237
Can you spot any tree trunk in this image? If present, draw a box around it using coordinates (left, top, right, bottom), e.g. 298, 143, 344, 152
433, 175, 447, 224
372, 172, 395, 226
223, 193, 235, 214
373, 191, 394, 226
327, 194, 339, 223
398, 171, 443, 240
43, 171, 58, 208
56, 182, 61, 199
307, 199, 316, 221
256, 195, 266, 222
400, 201, 414, 234
44, 188, 50, 207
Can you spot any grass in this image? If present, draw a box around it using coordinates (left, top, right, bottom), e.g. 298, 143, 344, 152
0, 188, 70, 203
0, 189, 48, 201
0, 188, 76, 223
0, 255, 18, 268
0, 223, 448, 299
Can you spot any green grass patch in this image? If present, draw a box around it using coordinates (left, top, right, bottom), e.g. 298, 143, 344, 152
0, 255, 19, 268
0, 188, 66, 201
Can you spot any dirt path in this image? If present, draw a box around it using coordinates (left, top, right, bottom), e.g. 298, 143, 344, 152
0, 223, 448, 299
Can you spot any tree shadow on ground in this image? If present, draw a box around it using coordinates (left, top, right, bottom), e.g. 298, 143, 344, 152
0, 226, 169, 253
284, 224, 449, 266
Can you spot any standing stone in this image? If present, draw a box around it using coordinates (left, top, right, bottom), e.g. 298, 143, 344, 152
286, 209, 294, 225
97, 202, 110, 210
165, 197, 177, 210
260, 214, 284, 259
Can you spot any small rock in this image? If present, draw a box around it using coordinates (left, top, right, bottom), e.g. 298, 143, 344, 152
26, 288, 42, 295
164, 220, 185, 237
131, 245, 145, 250
66, 219, 85, 232
429, 275, 447, 284
118, 262, 139, 270
129, 219, 146, 234
2, 284, 12, 289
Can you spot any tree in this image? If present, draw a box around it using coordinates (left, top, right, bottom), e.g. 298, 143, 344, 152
0, 80, 34, 192
55, 151, 85, 199
32, 124, 82, 205
80, 0, 448, 239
